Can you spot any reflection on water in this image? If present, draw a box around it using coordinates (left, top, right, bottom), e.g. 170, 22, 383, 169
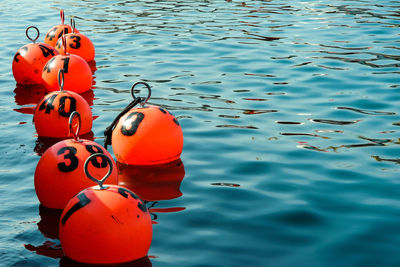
117, 159, 185, 202
34, 132, 95, 156
59, 256, 152, 267
24, 205, 63, 259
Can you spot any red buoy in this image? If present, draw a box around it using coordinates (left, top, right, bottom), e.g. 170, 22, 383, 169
106, 82, 183, 165
12, 26, 58, 85
34, 70, 92, 138
59, 153, 152, 264
55, 18, 95, 62
44, 10, 79, 47
34, 112, 118, 209
42, 35, 92, 93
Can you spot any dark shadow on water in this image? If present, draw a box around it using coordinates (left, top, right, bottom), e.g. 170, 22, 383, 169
14, 84, 47, 106
117, 159, 186, 222
117, 159, 185, 202
59, 256, 152, 267
25, 241, 63, 259
37, 205, 63, 240
24, 205, 63, 259
34, 132, 95, 156
13, 85, 95, 111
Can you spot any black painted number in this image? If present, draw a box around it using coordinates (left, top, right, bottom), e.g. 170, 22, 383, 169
85, 144, 107, 168
57, 144, 109, 172
57, 146, 79, 173
39, 94, 57, 114
13, 52, 21, 63
58, 96, 77, 117
61, 192, 91, 225
38, 44, 55, 58
121, 112, 144, 136
13, 46, 28, 62
61, 57, 70, 74
57, 27, 69, 39
159, 107, 180, 126
38, 94, 76, 117
69, 35, 81, 49
118, 188, 147, 212
43, 57, 56, 73
46, 26, 58, 41
56, 39, 62, 49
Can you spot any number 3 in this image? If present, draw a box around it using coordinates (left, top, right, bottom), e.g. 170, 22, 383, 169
69, 35, 81, 49
57, 144, 109, 172
57, 146, 79, 172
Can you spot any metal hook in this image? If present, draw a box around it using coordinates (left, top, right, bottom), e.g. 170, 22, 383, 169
60, 9, 65, 25
25, 26, 40, 43
58, 69, 65, 91
70, 17, 76, 33
84, 153, 113, 190
68, 111, 81, 141
131, 82, 152, 107
62, 28, 68, 54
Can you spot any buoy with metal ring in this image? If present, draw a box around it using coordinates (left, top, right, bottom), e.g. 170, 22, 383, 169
44, 9, 79, 47
55, 18, 95, 62
34, 69, 92, 138
12, 26, 58, 85
59, 153, 152, 264
104, 82, 184, 165
34, 112, 118, 210
42, 32, 92, 93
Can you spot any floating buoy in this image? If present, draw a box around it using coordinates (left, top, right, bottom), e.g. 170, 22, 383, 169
118, 159, 185, 201
42, 35, 92, 93
104, 82, 183, 165
44, 10, 79, 47
59, 153, 152, 264
12, 26, 58, 85
34, 70, 92, 138
34, 112, 118, 209
55, 18, 95, 62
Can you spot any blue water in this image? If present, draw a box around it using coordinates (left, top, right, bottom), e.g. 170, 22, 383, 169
1, 0, 400, 266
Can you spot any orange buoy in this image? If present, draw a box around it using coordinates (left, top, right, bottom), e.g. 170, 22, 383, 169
59, 153, 152, 264
104, 82, 184, 165
34, 112, 118, 209
34, 70, 92, 138
44, 10, 79, 47
12, 26, 58, 85
117, 159, 185, 201
42, 35, 93, 93
55, 18, 95, 62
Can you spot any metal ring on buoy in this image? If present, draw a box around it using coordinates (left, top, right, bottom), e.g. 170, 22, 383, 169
58, 69, 65, 92
70, 17, 76, 33
68, 111, 81, 141
84, 153, 113, 190
131, 82, 151, 107
25, 26, 40, 43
